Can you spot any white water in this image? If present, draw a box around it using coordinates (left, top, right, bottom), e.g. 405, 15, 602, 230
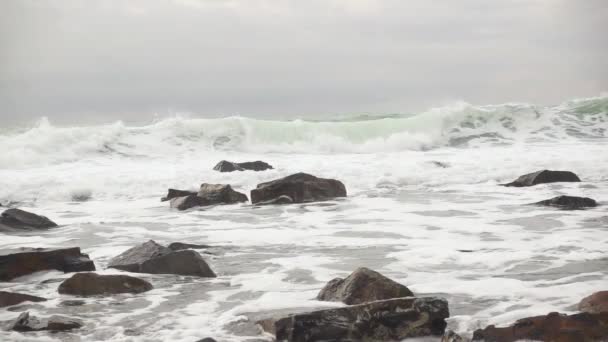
0, 96, 607, 341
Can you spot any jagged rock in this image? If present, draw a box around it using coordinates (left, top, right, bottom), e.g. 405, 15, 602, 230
442, 330, 468, 342
108, 240, 216, 277
161, 189, 196, 202
534, 195, 597, 210
502, 170, 581, 187
0, 247, 95, 281
0, 208, 58, 231
579, 291, 608, 314
213, 160, 273, 172
168, 242, 211, 251
317, 267, 414, 305
0, 291, 47, 308
258, 297, 449, 341
170, 184, 248, 210
58, 272, 153, 296
10, 311, 83, 332
472, 311, 608, 342
251, 173, 346, 205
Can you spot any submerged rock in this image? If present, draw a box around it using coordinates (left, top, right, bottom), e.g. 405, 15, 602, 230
168, 242, 212, 251
0, 208, 58, 231
161, 189, 196, 202
534, 195, 597, 210
258, 297, 449, 341
107, 240, 216, 277
502, 170, 581, 187
213, 160, 273, 172
0, 247, 95, 281
317, 267, 414, 305
10, 311, 83, 332
58, 272, 153, 296
169, 183, 248, 210
472, 311, 608, 342
0, 291, 47, 308
250, 173, 346, 205
579, 291, 608, 314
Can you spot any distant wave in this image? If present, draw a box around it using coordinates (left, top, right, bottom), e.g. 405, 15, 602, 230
1, 95, 606, 167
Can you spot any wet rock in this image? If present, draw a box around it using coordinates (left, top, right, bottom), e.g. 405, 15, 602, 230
251, 173, 346, 205
258, 297, 449, 341
442, 330, 468, 342
10, 311, 83, 332
108, 240, 216, 277
58, 272, 153, 296
534, 195, 598, 210
502, 169, 581, 187
196, 338, 217, 342
168, 242, 211, 251
170, 194, 208, 211
472, 311, 608, 342
161, 189, 196, 202
254, 195, 294, 205
170, 184, 248, 210
0, 208, 58, 231
317, 267, 414, 305
579, 291, 608, 314
0, 247, 95, 281
431, 161, 450, 168
0, 291, 47, 308
213, 160, 273, 172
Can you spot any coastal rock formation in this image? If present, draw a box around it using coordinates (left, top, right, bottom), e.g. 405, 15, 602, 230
58, 272, 153, 296
258, 297, 449, 341
0, 291, 47, 308
169, 183, 248, 210
0, 247, 95, 281
250, 173, 346, 205
472, 311, 608, 342
108, 240, 216, 277
534, 195, 597, 209
317, 267, 414, 305
213, 160, 273, 172
0, 208, 58, 231
10, 311, 83, 332
502, 169, 581, 187
161, 189, 196, 202
579, 291, 608, 314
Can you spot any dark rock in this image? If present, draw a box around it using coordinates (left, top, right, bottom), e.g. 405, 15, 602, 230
0, 247, 95, 281
108, 240, 216, 277
0, 208, 58, 231
502, 170, 581, 187
431, 161, 450, 168
170, 184, 248, 210
196, 339, 217, 342
258, 297, 449, 341
58, 272, 153, 296
251, 173, 346, 205
168, 242, 212, 251
317, 267, 414, 305
213, 160, 273, 172
472, 311, 608, 342
254, 195, 294, 206
10, 311, 83, 332
170, 194, 208, 211
0, 291, 47, 308
534, 195, 598, 210
442, 330, 468, 342
579, 291, 608, 314
161, 189, 196, 202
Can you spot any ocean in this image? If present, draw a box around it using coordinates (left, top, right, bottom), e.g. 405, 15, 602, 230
1, 95, 607, 341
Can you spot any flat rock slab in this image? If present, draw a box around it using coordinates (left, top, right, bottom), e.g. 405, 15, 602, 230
534, 195, 598, 210
579, 291, 608, 314
251, 173, 346, 205
213, 160, 273, 172
58, 272, 153, 296
108, 240, 216, 277
0, 208, 58, 231
0, 291, 47, 308
502, 170, 581, 187
259, 297, 449, 342
0, 247, 95, 281
10, 311, 83, 332
317, 267, 414, 305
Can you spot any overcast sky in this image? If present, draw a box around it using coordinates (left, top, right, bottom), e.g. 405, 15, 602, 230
1, 0, 607, 125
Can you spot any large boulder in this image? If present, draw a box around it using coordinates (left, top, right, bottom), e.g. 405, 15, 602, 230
213, 160, 273, 172
472, 311, 608, 342
534, 195, 598, 210
0, 291, 47, 308
317, 267, 414, 305
0, 208, 58, 231
10, 311, 83, 332
502, 170, 581, 187
579, 291, 608, 314
258, 297, 449, 341
250, 173, 346, 205
107, 240, 216, 277
0, 247, 95, 281
169, 183, 248, 210
161, 189, 196, 202
58, 272, 153, 296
